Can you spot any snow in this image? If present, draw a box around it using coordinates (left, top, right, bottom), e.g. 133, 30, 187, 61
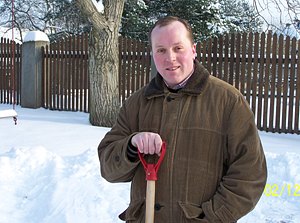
0, 109, 17, 118
0, 26, 26, 44
92, 0, 104, 13
23, 31, 49, 43
0, 104, 300, 223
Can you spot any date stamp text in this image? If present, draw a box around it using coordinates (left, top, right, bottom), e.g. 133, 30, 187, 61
264, 183, 300, 197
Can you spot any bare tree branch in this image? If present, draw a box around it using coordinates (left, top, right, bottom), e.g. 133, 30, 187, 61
252, 0, 300, 36
75, 0, 106, 30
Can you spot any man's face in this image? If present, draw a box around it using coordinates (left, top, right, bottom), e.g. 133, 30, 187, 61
151, 21, 196, 88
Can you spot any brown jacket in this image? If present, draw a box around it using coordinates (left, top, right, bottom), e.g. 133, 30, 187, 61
98, 60, 267, 223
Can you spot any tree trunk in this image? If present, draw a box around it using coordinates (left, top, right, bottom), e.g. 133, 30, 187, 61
76, 0, 125, 127
89, 28, 120, 126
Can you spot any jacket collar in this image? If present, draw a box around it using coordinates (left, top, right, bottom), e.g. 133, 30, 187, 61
144, 60, 210, 98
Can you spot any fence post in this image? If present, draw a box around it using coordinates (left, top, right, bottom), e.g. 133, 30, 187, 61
21, 31, 49, 108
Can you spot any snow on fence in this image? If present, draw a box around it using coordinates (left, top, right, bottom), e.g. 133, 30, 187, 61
0, 32, 299, 134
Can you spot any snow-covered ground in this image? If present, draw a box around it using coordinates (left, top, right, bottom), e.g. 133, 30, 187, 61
0, 104, 299, 223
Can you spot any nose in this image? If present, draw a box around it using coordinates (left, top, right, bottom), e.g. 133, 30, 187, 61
165, 50, 175, 62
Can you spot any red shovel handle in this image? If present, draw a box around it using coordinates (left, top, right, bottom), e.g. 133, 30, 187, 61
138, 142, 166, 181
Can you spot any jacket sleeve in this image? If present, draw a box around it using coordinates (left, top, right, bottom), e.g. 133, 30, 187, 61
201, 95, 267, 222
98, 98, 140, 183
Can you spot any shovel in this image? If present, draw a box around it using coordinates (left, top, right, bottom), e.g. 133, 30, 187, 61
138, 142, 166, 223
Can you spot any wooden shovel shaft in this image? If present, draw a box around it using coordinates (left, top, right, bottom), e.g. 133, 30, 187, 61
139, 142, 166, 223
145, 180, 156, 223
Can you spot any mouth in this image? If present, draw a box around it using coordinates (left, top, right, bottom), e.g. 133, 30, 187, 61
166, 66, 180, 71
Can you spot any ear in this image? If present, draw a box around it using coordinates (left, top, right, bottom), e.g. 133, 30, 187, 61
192, 43, 197, 59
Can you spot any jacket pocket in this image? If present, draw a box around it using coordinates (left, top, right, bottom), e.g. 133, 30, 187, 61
119, 200, 145, 222
179, 202, 209, 223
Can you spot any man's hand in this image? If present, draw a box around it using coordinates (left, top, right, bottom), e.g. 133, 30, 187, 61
131, 132, 163, 155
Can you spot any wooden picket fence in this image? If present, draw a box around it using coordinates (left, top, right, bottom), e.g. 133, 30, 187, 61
42, 33, 89, 112
119, 37, 151, 102
0, 32, 299, 134
197, 32, 300, 134
41, 34, 151, 112
0, 37, 21, 105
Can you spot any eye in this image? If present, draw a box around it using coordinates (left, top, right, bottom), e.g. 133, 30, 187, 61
175, 46, 183, 51
157, 48, 165, 53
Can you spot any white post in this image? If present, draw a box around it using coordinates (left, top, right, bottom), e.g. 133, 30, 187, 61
21, 31, 49, 108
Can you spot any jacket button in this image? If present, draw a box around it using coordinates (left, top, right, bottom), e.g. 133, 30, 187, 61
154, 203, 162, 211
166, 96, 174, 102
114, 155, 120, 162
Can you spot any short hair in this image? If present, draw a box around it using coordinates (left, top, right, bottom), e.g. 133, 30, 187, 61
148, 16, 195, 46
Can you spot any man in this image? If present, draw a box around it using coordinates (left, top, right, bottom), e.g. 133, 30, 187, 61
98, 16, 267, 222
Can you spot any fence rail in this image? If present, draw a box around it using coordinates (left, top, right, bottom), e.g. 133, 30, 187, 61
1, 32, 299, 134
